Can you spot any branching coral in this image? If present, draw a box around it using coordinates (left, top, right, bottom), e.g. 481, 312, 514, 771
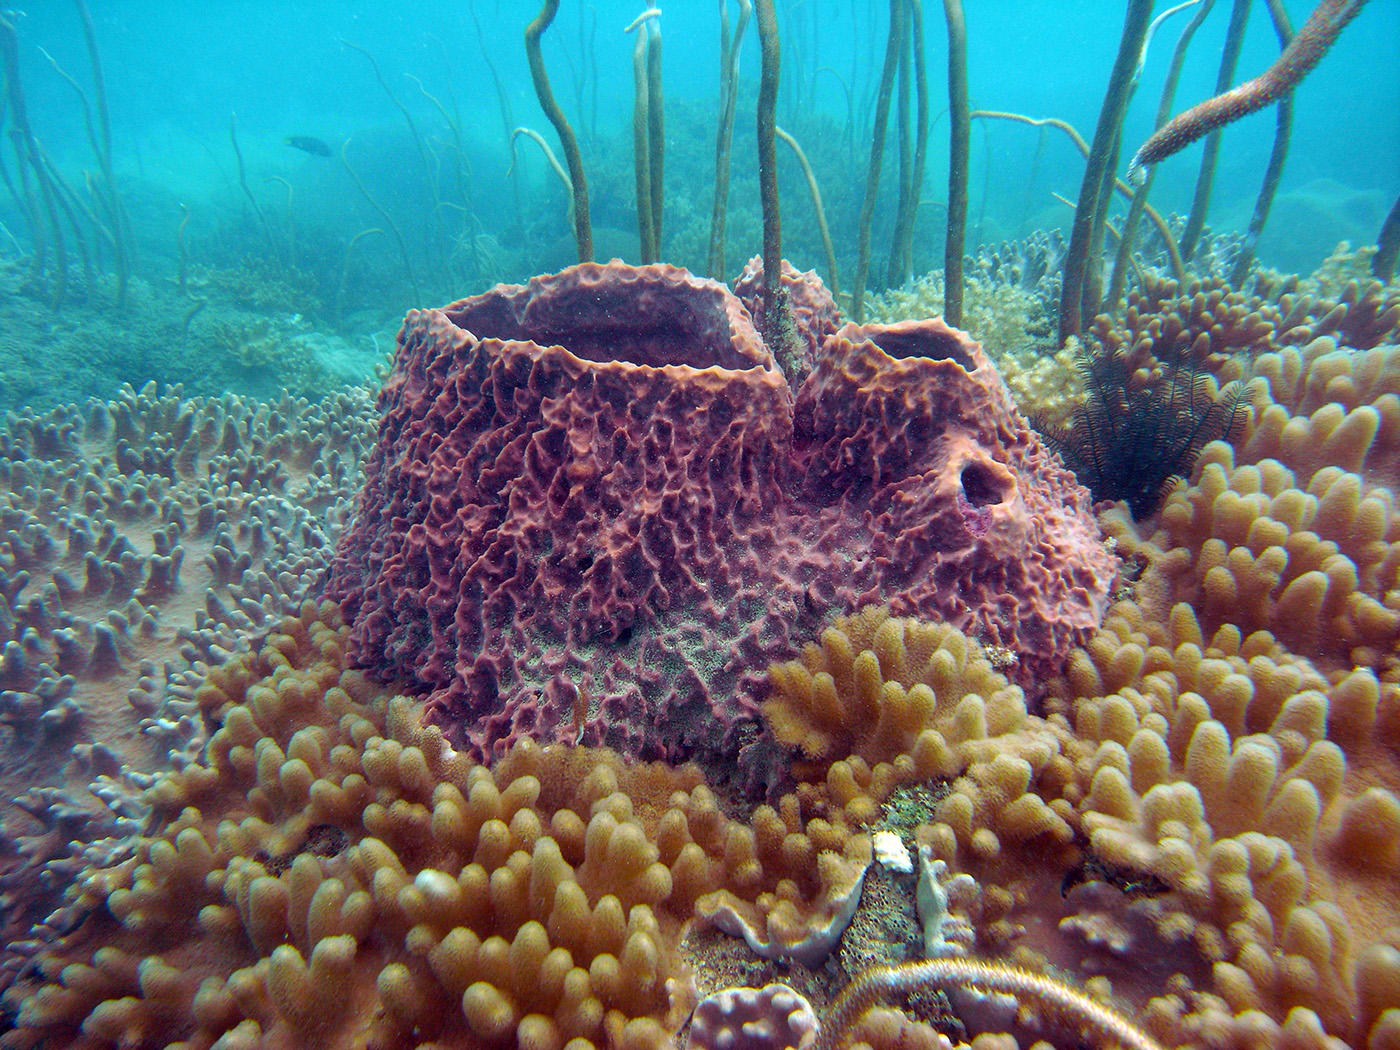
764, 607, 1060, 794
8, 581, 1398, 1047
1102, 334, 1400, 672
763, 607, 1078, 894
864, 272, 1041, 354
2, 603, 703, 1047
1095, 271, 1400, 377
1046, 317, 1400, 1046
0, 602, 898, 1047
1042, 260, 1398, 523
1053, 595, 1400, 1046
0, 382, 373, 993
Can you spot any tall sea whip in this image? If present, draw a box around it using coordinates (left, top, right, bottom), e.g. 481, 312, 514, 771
525, 0, 593, 262
1128, 0, 1369, 185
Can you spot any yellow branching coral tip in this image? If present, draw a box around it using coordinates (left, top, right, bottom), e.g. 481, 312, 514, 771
1336, 788, 1400, 869
763, 607, 1036, 802
462, 980, 519, 1041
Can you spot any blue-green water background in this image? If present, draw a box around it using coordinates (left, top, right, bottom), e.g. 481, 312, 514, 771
2, 0, 1397, 407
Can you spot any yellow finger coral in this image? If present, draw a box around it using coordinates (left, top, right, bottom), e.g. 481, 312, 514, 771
1055, 598, 1400, 1047
1, 601, 898, 1049
764, 607, 1073, 846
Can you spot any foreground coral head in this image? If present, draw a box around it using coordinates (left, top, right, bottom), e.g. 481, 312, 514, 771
326, 261, 1114, 780
0, 603, 725, 1048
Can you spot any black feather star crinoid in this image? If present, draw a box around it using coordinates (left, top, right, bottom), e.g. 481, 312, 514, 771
1036, 338, 1248, 520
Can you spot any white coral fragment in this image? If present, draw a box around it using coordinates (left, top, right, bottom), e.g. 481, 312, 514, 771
872, 829, 913, 873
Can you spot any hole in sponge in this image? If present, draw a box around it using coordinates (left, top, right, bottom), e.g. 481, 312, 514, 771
960, 461, 1007, 508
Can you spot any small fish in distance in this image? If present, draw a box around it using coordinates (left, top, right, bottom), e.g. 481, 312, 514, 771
285, 135, 332, 157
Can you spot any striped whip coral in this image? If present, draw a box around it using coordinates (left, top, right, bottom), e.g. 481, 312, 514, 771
815, 957, 1166, 1050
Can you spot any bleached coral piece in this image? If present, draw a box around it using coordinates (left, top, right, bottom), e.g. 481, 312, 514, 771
701, 856, 870, 969
915, 846, 977, 958
872, 830, 913, 874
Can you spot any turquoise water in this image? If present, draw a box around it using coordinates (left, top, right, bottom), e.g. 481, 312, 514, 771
4, 0, 1395, 359
1, 3, 1398, 1044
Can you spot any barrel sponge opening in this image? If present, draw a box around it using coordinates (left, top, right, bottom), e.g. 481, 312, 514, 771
444, 261, 773, 372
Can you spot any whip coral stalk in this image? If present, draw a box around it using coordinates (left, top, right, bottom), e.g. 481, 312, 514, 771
708, 0, 752, 279
753, 0, 801, 376
851, 0, 906, 323
887, 0, 928, 290
816, 957, 1166, 1050
629, 12, 657, 262
1175, 0, 1251, 261
943, 0, 969, 328
1128, 0, 1369, 185
525, 0, 593, 261
627, 8, 664, 263
1374, 192, 1400, 282
1058, 0, 1154, 345
1228, 0, 1296, 285
74, 0, 128, 307
775, 127, 840, 299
